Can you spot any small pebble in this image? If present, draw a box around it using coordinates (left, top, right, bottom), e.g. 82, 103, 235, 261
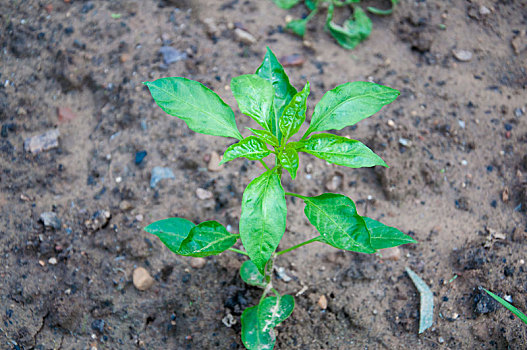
208, 151, 223, 172
280, 54, 305, 67
24, 129, 60, 154
135, 150, 147, 165
48, 257, 58, 265
159, 46, 187, 65
514, 108, 524, 117
379, 247, 401, 261
325, 173, 343, 192
57, 107, 76, 123
452, 49, 473, 62
479, 5, 491, 15
461, 160, 468, 166
40, 212, 62, 230
438, 337, 445, 344
190, 257, 206, 269
150, 167, 175, 188
234, 28, 257, 45
387, 119, 396, 128
399, 138, 411, 147
196, 188, 213, 200
318, 295, 328, 310
276, 267, 292, 282
119, 200, 134, 211
119, 53, 130, 63
133, 267, 155, 291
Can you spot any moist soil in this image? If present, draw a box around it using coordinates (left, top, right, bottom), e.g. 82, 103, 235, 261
1, 0, 526, 349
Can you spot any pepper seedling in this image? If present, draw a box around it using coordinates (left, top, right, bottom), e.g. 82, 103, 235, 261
143, 47, 415, 350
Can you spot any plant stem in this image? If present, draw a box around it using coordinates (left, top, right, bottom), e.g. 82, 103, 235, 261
228, 247, 249, 256
275, 236, 320, 256
259, 159, 270, 171
284, 191, 305, 199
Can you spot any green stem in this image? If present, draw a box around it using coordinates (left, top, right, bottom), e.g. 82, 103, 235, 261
284, 191, 305, 199
275, 236, 320, 256
259, 159, 270, 171
228, 247, 249, 256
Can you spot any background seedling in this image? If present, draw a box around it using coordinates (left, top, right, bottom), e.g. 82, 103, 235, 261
482, 287, 527, 325
144, 47, 415, 350
271, 0, 398, 49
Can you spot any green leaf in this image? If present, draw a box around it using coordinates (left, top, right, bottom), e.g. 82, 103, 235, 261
178, 221, 237, 257
241, 295, 295, 350
300, 133, 387, 168
286, 10, 317, 37
278, 147, 299, 180
301, 193, 375, 253
247, 128, 280, 147
367, 0, 398, 15
144, 77, 242, 140
231, 74, 275, 131
326, 5, 372, 50
258, 295, 295, 331
305, 81, 399, 135
240, 170, 287, 273
271, 0, 300, 9
144, 218, 195, 253
240, 260, 267, 288
305, 0, 317, 11
220, 136, 270, 165
256, 47, 298, 141
482, 288, 527, 325
279, 82, 310, 142
241, 306, 275, 350
363, 217, 416, 249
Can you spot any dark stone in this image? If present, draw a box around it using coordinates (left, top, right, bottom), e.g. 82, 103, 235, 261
504, 265, 515, 277
81, 2, 94, 14
91, 319, 105, 333
474, 290, 497, 315
135, 150, 147, 165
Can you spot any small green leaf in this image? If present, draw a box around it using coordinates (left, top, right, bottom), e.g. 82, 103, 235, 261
179, 221, 237, 257
288, 141, 306, 150
305, 81, 399, 135
326, 5, 372, 50
367, 0, 398, 15
279, 82, 310, 142
271, 0, 300, 9
144, 218, 195, 253
231, 74, 275, 131
248, 128, 280, 147
258, 295, 295, 331
241, 295, 295, 350
301, 193, 375, 253
285, 10, 317, 37
240, 170, 287, 274
363, 217, 416, 249
300, 133, 387, 168
240, 260, 267, 288
305, 0, 317, 11
241, 306, 275, 350
482, 288, 527, 325
256, 47, 298, 141
144, 77, 242, 140
278, 147, 299, 180
220, 136, 270, 165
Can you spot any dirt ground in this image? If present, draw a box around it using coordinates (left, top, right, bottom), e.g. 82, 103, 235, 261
1, 0, 526, 349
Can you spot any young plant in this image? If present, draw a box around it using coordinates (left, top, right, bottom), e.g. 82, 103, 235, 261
482, 288, 527, 324
143, 47, 415, 349
272, 0, 398, 50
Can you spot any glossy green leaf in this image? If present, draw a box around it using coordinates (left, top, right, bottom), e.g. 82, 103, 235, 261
241, 295, 295, 350
248, 128, 280, 147
363, 217, 416, 249
256, 47, 298, 141
241, 306, 274, 350
326, 5, 371, 50
301, 193, 375, 253
144, 217, 195, 253
367, 0, 398, 15
144, 77, 242, 140
271, 0, 300, 9
231, 74, 275, 131
305, 81, 399, 135
278, 147, 299, 180
279, 82, 310, 142
240, 170, 287, 273
482, 288, 527, 325
300, 133, 387, 168
286, 10, 317, 37
240, 260, 267, 288
220, 136, 270, 165
178, 221, 237, 257
258, 295, 295, 331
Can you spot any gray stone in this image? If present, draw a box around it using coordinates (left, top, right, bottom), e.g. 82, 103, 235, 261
24, 129, 60, 154
452, 49, 473, 62
159, 46, 187, 65
40, 212, 61, 230
150, 167, 175, 188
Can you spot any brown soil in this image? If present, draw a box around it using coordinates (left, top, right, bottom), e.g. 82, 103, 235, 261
1, 0, 526, 349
